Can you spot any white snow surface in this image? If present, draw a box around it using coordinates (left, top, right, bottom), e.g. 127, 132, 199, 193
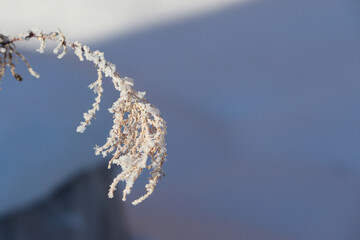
0, 0, 249, 44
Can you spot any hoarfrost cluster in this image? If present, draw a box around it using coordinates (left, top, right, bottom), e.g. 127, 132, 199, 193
0, 29, 167, 205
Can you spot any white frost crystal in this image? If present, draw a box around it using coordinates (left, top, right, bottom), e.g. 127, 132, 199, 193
5, 29, 167, 205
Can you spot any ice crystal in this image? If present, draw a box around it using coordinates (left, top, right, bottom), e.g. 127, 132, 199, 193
0, 29, 167, 205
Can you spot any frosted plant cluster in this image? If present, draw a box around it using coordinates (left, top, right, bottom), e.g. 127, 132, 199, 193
0, 29, 167, 205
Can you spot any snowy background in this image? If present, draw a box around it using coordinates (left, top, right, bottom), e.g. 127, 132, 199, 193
1, 0, 360, 239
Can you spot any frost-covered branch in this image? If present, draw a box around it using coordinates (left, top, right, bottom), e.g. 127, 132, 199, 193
0, 29, 167, 205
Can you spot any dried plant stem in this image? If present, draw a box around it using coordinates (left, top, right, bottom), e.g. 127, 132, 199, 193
0, 29, 167, 205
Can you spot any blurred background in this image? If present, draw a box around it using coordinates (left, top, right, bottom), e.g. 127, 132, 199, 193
1, 0, 360, 239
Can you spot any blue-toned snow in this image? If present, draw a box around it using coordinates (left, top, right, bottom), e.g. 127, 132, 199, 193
1, 0, 360, 239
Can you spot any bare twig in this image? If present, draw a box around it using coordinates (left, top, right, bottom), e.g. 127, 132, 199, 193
0, 29, 167, 205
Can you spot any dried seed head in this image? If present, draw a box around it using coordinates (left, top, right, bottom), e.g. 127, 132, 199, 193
1, 29, 167, 205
